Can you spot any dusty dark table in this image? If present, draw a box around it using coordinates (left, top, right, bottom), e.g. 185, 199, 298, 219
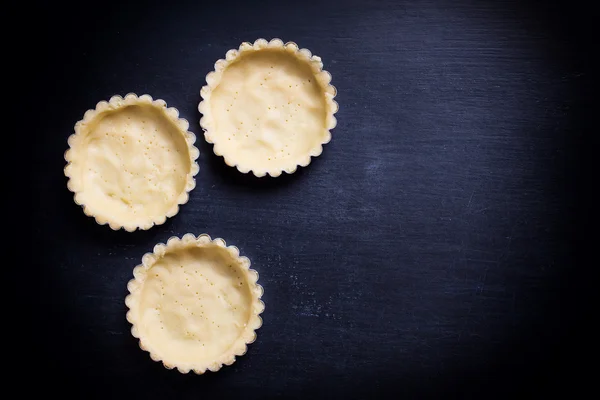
30, 0, 590, 398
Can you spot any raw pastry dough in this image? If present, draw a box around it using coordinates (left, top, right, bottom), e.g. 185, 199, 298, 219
65, 94, 199, 231
200, 38, 338, 177
126, 234, 264, 373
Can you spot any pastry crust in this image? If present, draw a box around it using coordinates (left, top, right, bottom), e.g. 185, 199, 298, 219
125, 234, 264, 374
199, 38, 338, 177
64, 94, 200, 231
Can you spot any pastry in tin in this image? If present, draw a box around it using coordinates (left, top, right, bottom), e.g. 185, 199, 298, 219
64, 94, 199, 231
199, 38, 338, 177
125, 234, 264, 373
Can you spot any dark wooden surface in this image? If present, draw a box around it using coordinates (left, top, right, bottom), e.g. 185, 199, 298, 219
30, 0, 589, 398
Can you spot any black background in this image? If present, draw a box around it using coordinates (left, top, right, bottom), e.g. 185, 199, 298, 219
28, 0, 590, 398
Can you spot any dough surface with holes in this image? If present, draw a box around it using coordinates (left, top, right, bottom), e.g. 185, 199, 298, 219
73, 104, 191, 225
138, 245, 253, 363
210, 49, 328, 170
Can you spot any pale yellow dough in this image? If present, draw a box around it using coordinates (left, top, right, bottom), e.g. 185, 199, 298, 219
65, 94, 199, 231
126, 234, 264, 373
211, 50, 326, 168
140, 246, 250, 362
200, 39, 338, 177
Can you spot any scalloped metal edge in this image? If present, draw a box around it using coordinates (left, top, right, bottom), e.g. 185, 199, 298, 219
64, 93, 200, 232
125, 233, 265, 374
198, 38, 338, 178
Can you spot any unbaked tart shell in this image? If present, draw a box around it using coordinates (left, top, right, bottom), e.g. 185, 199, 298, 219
125, 233, 264, 373
199, 38, 338, 177
64, 93, 200, 231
